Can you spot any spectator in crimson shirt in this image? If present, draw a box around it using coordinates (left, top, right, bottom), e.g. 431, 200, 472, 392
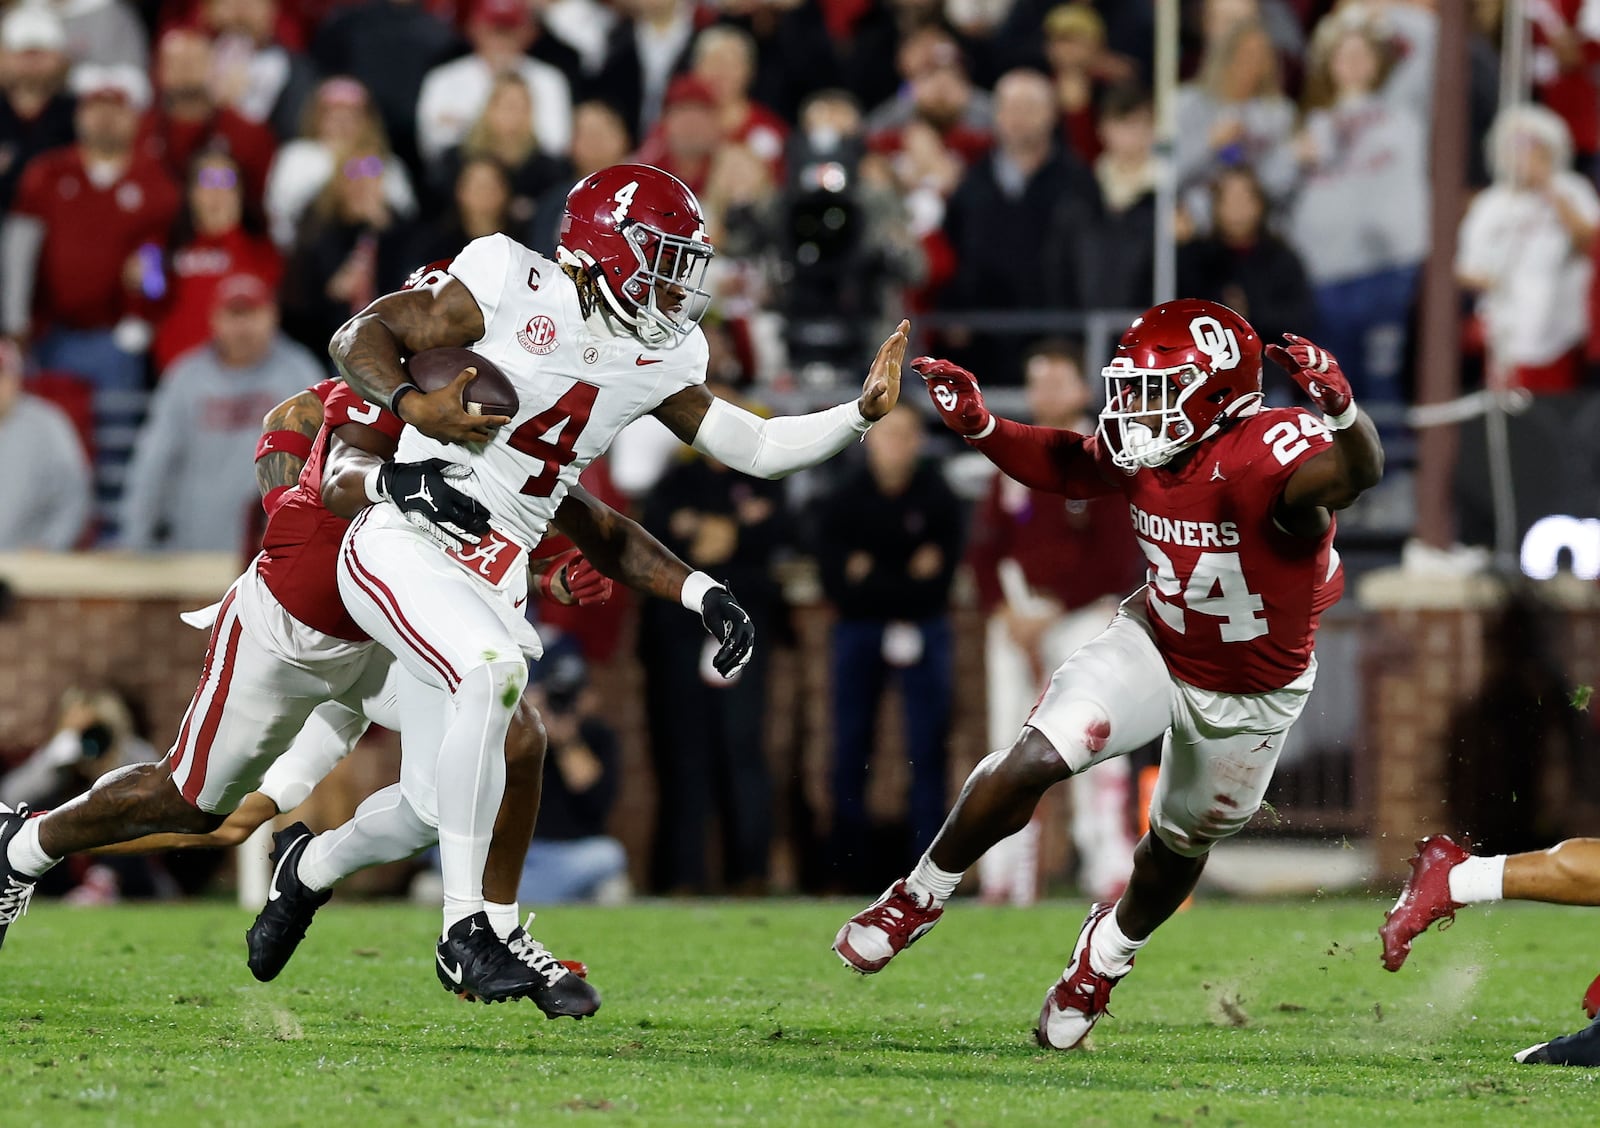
634, 75, 722, 197
138, 29, 279, 217
153, 151, 282, 373
2, 64, 180, 398
688, 25, 787, 178
0, 5, 77, 214
965, 342, 1144, 906
865, 29, 994, 170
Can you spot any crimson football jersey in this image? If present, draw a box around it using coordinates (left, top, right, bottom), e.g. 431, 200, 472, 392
257, 381, 403, 640
1104, 405, 1342, 694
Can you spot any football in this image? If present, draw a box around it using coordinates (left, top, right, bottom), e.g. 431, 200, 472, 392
405, 347, 519, 418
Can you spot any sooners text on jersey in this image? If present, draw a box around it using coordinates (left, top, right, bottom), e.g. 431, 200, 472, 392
1103, 405, 1342, 694
257, 381, 403, 640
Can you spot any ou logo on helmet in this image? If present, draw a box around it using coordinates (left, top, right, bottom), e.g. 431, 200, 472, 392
1189, 316, 1239, 372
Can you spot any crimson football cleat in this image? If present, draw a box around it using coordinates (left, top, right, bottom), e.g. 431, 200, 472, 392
1036, 901, 1131, 1051
1379, 834, 1471, 972
832, 880, 943, 974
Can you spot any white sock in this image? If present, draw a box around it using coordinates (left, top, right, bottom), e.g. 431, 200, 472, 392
484, 901, 519, 939
1448, 854, 1506, 904
7, 817, 61, 879
297, 784, 433, 892
1087, 902, 1146, 976
435, 662, 522, 935
905, 855, 962, 906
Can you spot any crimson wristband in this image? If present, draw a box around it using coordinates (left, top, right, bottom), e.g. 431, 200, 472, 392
255, 429, 314, 463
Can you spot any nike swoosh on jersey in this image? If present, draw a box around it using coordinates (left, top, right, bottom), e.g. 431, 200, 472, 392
267, 835, 306, 901
437, 952, 464, 984
635, 355, 663, 366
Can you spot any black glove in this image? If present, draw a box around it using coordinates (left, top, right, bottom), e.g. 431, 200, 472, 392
375, 458, 492, 548
700, 585, 756, 678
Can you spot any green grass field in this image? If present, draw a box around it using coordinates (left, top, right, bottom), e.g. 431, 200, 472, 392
2, 898, 1596, 1126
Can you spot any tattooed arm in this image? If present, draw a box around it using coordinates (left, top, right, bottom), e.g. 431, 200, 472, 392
550, 485, 691, 603
256, 389, 325, 506
328, 277, 509, 444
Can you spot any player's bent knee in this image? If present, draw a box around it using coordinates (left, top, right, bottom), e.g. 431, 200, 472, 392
504, 694, 547, 774
1032, 699, 1113, 774
1150, 802, 1255, 859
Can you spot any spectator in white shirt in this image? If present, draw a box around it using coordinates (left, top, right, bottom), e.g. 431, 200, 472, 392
415, 0, 573, 163
263, 76, 417, 251
202, 0, 317, 138
1174, 19, 1298, 223
1286, 19, 1428, 410
0, 340, 91, 550
1458, 103, 1600, 394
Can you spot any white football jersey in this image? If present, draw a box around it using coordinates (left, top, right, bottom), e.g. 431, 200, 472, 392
396, 233, 708, 550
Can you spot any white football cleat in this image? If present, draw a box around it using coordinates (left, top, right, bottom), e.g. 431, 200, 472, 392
1036, 902, 1132, 1051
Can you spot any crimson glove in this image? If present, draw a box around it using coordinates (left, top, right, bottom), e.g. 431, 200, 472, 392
1265, 333, 1355, 423
562, 554, 614, 606
536, 548, 613, 606
912, 356, 993, 438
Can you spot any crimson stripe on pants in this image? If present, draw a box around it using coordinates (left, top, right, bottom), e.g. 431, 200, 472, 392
167, 588, 238, 785
179, 614, 244, 804
341, 538, 462, 692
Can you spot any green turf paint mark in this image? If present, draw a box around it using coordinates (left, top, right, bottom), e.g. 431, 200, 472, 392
501, 680, 520, 708
1570, 685, 1593, 712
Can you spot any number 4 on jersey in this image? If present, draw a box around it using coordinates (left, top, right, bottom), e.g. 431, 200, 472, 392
1140, 541, 1268, 642
508, 382, 598, 497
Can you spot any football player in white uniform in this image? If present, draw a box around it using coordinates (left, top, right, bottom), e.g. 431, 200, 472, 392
330, 163, 908, 1002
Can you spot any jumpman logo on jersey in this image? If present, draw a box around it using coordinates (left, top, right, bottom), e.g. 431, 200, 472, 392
1210, 461, 1226, 482
404, 480, 437, 512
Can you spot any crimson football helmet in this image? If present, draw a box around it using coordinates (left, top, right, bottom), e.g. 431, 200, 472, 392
557, 163, 714, 348
1097, 299, 1264, 471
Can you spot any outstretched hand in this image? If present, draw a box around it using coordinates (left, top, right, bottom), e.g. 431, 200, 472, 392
1265, 333, 1353, 419
398, 365, 512, 445
912, 355, 992, 438
859, 319, 911, 421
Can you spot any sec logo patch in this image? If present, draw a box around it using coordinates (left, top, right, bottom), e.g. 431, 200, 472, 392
517, 315, 559, 355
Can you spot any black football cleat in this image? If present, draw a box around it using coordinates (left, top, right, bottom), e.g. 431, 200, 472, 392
436, 911, 550, 1004
506, 915, 601, 1019
1515, 1015, 1600, 1067
245, 822, 332, 982
0, 803, 39, 952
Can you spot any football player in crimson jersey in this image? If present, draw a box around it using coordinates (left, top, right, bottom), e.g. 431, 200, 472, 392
327, 162, 908, 991
832, 299, 1384, 1051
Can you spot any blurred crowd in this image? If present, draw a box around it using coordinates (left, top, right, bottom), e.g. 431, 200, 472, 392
1, 0, 1596, 553
4, 0, 1600, 895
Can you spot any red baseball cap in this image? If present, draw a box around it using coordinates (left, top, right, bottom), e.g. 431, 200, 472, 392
472, 0, 531, 29
214, 274, 274, 313
665, 74, 717, 110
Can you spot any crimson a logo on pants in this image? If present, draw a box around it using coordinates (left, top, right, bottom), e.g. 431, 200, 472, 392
517, 315, 559, 355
